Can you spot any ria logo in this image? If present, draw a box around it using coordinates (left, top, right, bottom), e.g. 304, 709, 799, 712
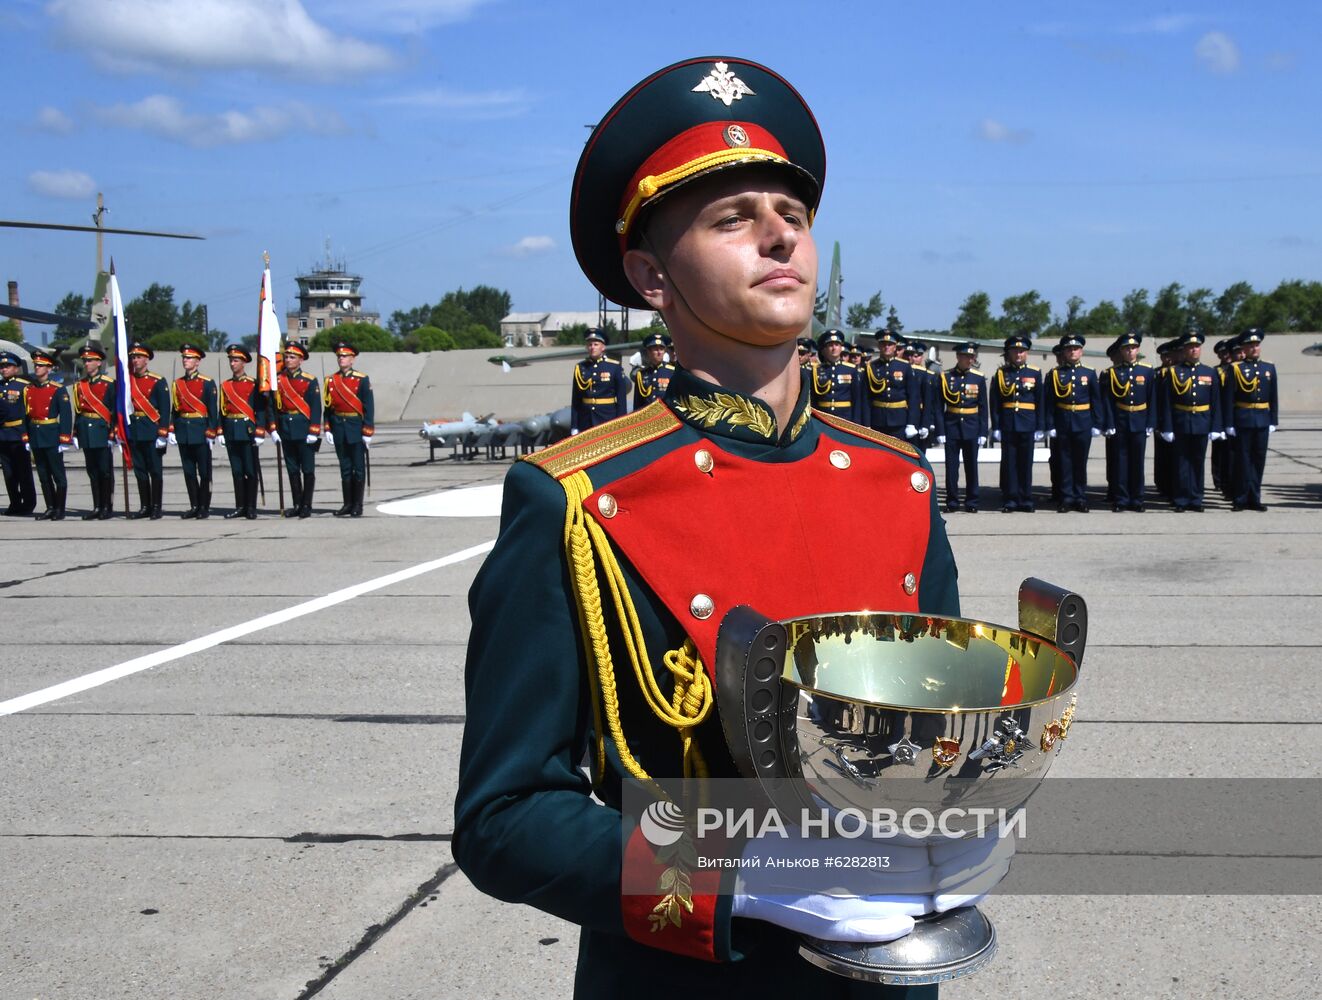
639, 800, 686, 847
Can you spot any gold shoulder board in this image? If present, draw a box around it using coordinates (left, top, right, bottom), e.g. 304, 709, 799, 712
814, 409, 919, 458
523, 401, 683, 480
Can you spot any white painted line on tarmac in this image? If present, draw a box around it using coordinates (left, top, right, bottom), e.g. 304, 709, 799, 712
377, 484, 504, 517
0, 539, 496, 717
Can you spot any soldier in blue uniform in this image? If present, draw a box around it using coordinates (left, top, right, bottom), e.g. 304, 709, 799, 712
861, 329, 919, 438
218, 345, 267, 520
571, 328, 628, 432
1151, 340, 1178, 502
1100, 331, 1156, 511
274, 342, 322, 518
22, 349, 75, 520
904, 340, 938, 445
809, 328, 862, 421
170, 343, 220, 519
1046, 343, 1064, 507
324, 341, 374, 517
1046, 333, 1104, 512
991, 333, 1045, 511
631, 331, 677, 411
457, 56, 1003, 1000
1222, 328, 1279, 511
0, 350, 37, 516
1210, 340, 1233, 496
1157, 327, 1224, 512
934, 342, 988, 512
125, 342, 171, 520
70, 344, 118, 520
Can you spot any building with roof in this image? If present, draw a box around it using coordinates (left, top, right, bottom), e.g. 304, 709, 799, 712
285, 252, 380, 342
499, 309, 661, 347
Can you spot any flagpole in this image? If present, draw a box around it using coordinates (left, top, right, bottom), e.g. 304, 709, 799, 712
108, 260, 132, 516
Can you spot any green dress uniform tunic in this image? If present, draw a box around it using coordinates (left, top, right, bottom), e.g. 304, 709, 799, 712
456, 369, 958, 999
219, 373, 266, 518
127, 369, 172, 518
171, 372, 220, 518
71, 372, 118, 518
323, 367, 373, 517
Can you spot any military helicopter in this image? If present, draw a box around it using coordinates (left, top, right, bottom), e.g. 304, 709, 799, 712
1, 193, 203, 374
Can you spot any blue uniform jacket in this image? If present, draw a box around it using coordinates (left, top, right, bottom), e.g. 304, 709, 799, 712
809, 360, 862, 423
631, 362, 676, 412
935, 368, 989, 442
571, 357, 628, 431
1158, 363, 1223, 436
1222, 359, 1278, 429
1, 374, 33, 442
990, 364, 1046, 434
1046, 364, 1104, 434
861, 357, 917, 428
1101, 363, 1157, 433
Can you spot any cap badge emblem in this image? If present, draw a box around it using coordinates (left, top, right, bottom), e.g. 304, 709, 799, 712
723, 124, 749, 148
693, 61, 755, 107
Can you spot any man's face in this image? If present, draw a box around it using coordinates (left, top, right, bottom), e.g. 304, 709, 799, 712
229, 357, 245, 376
1120, 345, 1139, 365
34, 363, 52, 382
956, 352, 975, 372
1006, 347, 1028, 366
630, 168, 817, 348
1, 361, 18, 380
182, 355, 199, 374
83, 358, 102, 377
821, 342, 843, 364
1243, 342, 1261, 360
586, 339, 606, 360
283, 353, 302, 374
337, 353, 354, 373
130, 356, 148, 376
644, 345, 666, 366
1184, 343, 1202, 364
1063, 345, 1083, 365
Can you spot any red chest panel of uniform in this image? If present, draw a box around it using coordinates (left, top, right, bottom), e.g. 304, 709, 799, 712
26, 384, 59, 418
586, 435, 932, 671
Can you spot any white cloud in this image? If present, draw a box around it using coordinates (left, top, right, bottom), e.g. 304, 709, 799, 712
1195, 31, 1240, 74
977, 119, 1033, 144
504, 235, 555, 258
35, 106, 74, 133
47, 0, 395, 80
376, 86, 531, 118
28, 169, 97, 199
319, 0, 492, 32
92, 94, 348, 148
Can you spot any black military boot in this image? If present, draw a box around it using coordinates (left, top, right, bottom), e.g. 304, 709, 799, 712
224, 474, 247, 519
299, 473, 314, 518
350, 477, 365, 518
286, 474, 303, 518
181, 478, 199, 519
99, 474, 115, 519
82, 477, 102, 520
51, 484, 67, 521
35, 480, 54, 520
334, 479, 352, 517
128, 479, 152, 519
149, 475, 164, 520
196, 483, 211, 520
244, 477, 258, 520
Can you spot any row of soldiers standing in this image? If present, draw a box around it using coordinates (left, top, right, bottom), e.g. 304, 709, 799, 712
0, 340, 375, 520
804, 324, 1279, 512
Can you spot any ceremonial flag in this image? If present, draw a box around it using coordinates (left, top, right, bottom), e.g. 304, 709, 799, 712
257, 258, 282, 399
108, 262, 133, 470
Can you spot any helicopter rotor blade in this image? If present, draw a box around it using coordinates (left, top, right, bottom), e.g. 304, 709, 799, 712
0, 220, 204, 240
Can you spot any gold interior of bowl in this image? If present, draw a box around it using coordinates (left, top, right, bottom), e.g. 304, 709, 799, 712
781, 612, 1077, 713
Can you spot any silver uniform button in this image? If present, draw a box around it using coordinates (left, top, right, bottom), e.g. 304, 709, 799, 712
910, 471, 930, 493
690, 594, 715, 620
829, 449, 851, 469
597, 494, 618, 519
694, 449, 714, 474
903, 573, 917, 595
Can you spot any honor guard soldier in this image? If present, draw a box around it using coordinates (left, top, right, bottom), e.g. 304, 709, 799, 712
323, 341, 373, 517
935, 342, 988, 511
630, 331, 676, 411
991, 332, 1045, 511
810, 328, 862, 421
274, 342, 322, 518
456, 56, 1003, 999
170, 343, 219, 519
22, 349, 75, 520
125, 342, 171, 519
1211, 340, 1233, 496
861, 329, 919, 438
570, 328, 628, 431
1046, 333, 1104, 512
1157, 326, 1224, 512
904, 339, 938, 444
1223, 328, 1278, 510
71, 344, 118, 519
796, 337, 814, 367
1, 350, 37, 516
1151, 340, 1177, 501
218, 345, 266, 520
1101, 331, 1156, 511
1045, 343, 1064, 507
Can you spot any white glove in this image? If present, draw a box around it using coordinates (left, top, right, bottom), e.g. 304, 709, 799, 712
1208, 431, 1223, 442
1033, 430, 1044, 442
305, 434, 318, 445
254, 435, 266, 448
917, 427, 929, 440
207, 437, 215, 451
1145, 427, 1153, 437
324, 430, 335, 445
23, 443, 30, 452
1160, 431, 1174, 443
58, 443, 73, 453
270, 431, 282, 444
1268, 424, 1276, 433
167, 431, 177, 445
1090, 427, 1101, 437
1104, 428, 1116, 437
72, 436, 80, 450
1048, 428, 1057, 439
903, 424, 919, 439
992, 430, 1001, 443
976, 436, 986, 447
570, 429, 580, 436
155, 437, 168, 450
1225, 427, 1236, 437
936, 435, 946, 445
216, 433, 226, 447
364, 435, 373, 450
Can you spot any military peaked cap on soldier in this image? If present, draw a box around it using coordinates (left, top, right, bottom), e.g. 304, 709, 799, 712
1004, 334, 1032, 351
226, 345, 252, 363
1051, 344, 1064, 357
129, 342, 154, 360
1238, 328, 1265, 346
178, 343, 206, 359
816, 328, 845, 351
642, 332, 668, 349
1115, 331, 1142, 349
31, 349, 57, 367
906, 340, 928, 354
874, 329, 898, 345
1177, 328, 1206, 348
0, 351, 22, 366
1058, 332, 1086, 349
571, 57, 826, 309
79, 344, 107, 361
954, 341, 978, 355
1213, 340, 1229, 356
584, 328, 607, 344
283, 342, 310, 359
333, 341, 359, 357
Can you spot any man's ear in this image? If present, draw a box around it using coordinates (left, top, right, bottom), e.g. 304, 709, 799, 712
622, 248, 670, 310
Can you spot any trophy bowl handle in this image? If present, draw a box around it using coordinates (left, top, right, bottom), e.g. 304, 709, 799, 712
1018, 577, 1087, 669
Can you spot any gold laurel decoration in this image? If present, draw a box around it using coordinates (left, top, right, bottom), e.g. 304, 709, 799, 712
649, 865, 695, 932
673, 392, 775, 439
787, 405, 811, 442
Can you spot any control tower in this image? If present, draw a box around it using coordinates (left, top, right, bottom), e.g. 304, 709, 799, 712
285, 243, 381, 342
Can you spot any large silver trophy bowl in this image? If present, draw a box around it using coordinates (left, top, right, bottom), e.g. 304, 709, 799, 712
714, 578, 1086, 986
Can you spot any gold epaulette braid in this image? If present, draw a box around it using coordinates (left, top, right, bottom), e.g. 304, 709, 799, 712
559, 468, 713, 795
524, 401, 683, 480
813, 409, 920, 457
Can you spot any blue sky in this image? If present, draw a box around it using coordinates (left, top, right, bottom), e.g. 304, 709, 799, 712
4, 0, 1320, 339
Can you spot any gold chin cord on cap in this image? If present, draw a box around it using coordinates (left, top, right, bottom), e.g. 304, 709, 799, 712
615, 148, 790, 238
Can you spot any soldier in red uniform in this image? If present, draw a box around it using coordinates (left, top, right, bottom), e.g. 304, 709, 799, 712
125, 342, 171, 520
22, 349, 74, 520
273, 342, 322, 518
170, 343, 220, 519
218, 345, 267, 520
323, 342, 373, 517
70, 344, 118, 520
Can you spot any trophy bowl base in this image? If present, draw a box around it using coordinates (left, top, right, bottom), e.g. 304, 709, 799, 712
798, 906, 997, 986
